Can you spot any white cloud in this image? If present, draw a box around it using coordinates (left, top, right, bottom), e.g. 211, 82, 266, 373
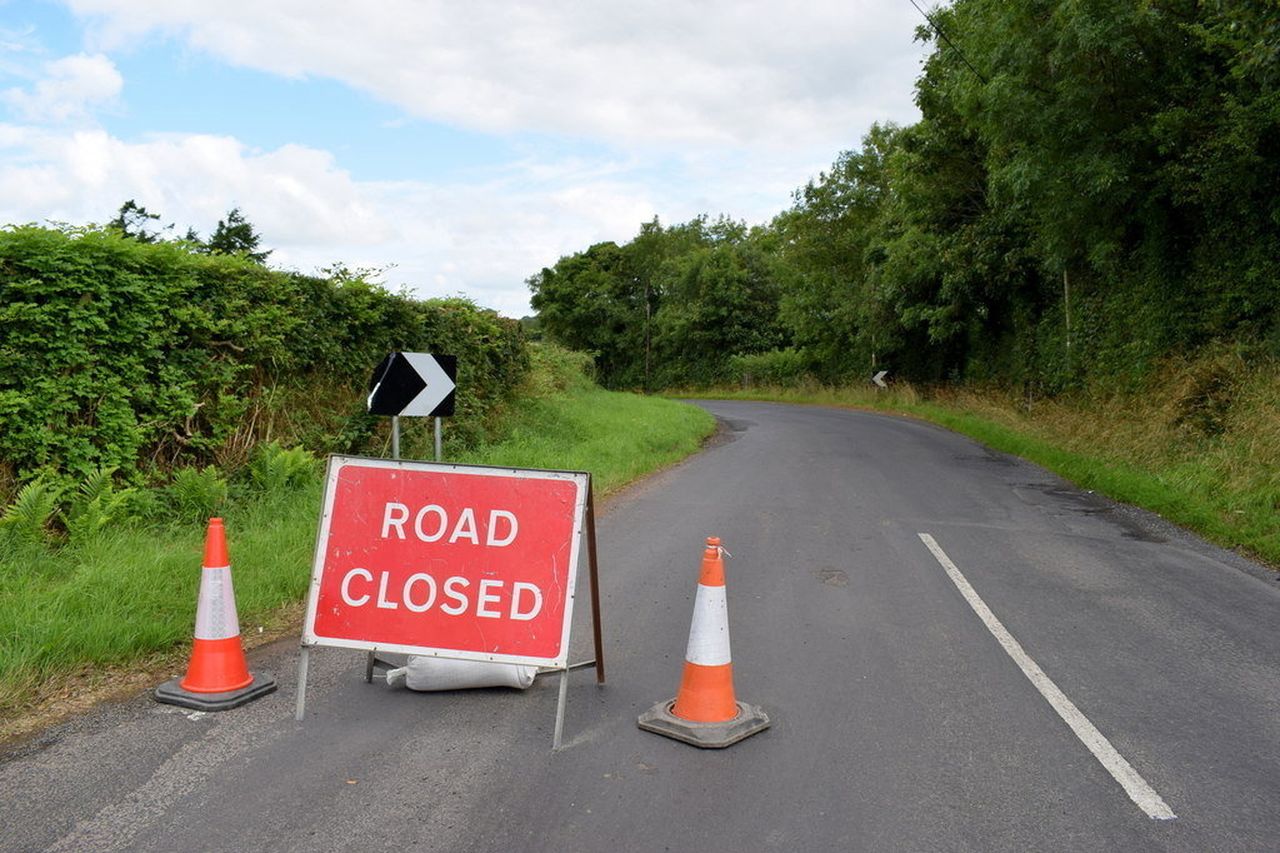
0, 122, 678, 316
0, 126, 390, 241
65, 0, 925, 150
1, 52, 122, 123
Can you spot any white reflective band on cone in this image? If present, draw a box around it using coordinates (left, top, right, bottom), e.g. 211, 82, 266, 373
684, 584, 731, 666
194, 566, 241, 640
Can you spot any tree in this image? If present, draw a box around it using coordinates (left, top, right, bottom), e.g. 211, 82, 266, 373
108, 200, 168, 243
652, 230, 788, 386
528, 241, 638, 386
622, 217, 716, 390
530, 0, 1280, 389
773, 123, 901, 380
207, 208, 270, 263
925, 0, 1280, 377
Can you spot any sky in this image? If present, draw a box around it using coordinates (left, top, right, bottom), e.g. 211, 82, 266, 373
0, 1, 932, 317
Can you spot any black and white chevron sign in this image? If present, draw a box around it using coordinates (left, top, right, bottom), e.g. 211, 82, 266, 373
367, 352, 457, 417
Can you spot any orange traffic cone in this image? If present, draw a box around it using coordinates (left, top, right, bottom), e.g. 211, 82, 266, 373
156, 518, 277, 711
638, 537, 769, 748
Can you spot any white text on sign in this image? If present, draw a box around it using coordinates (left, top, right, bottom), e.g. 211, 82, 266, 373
339, 569, 543, 620
381, 502, 518, 547
332, 501, 544, 621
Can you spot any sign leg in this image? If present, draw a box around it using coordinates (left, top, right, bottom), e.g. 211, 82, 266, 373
586, 480, 605, 684
553, 666, 570, 750
434, 417, 442, 461
295, 645, 311, 721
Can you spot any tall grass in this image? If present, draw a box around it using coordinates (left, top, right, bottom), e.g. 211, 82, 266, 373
0, 344, 715, 727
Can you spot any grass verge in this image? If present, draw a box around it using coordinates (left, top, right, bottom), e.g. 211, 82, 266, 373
0, 345, 714, 739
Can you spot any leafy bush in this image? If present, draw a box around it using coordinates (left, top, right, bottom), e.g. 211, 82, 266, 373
729, 349, 811, 387
0, 225, 530, 487
523, 343, 596, 397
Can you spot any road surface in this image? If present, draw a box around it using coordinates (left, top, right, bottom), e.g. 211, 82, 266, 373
3, 401, 1278, 851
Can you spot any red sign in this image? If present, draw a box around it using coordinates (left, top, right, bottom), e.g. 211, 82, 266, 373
303, 456, 589, 667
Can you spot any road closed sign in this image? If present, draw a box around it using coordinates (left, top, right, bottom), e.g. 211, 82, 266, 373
303, 456, 590, 668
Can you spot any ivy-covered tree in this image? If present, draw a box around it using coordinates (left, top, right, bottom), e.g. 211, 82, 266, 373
528, 241, 637, 387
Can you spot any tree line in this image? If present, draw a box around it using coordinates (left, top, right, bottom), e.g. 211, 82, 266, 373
529, 0, 1279, 392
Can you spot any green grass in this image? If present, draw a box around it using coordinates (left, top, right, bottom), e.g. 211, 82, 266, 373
0, 345, 715, 723
460, 390, 712, 492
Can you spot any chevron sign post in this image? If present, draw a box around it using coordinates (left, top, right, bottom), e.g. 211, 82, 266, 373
368, 352, 458, 462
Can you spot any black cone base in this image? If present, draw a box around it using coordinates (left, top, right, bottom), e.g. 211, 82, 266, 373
155, 672, 277, 711
637, 699, 770, 748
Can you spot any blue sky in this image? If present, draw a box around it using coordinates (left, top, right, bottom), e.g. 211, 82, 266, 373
0, 0, 930, 316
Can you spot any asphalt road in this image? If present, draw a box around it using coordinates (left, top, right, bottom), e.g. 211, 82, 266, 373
3, 400, 1279, 852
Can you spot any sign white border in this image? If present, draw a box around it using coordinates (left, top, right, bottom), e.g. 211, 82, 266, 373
302, 454, 590, 668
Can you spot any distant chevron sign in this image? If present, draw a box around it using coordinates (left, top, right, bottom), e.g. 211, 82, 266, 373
368, 352, 457, 417
872, 369, 889, 389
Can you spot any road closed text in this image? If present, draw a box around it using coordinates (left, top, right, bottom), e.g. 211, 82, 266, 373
380, 502, 518, 547
339, 568, 543, 620
338, 501, 543, 619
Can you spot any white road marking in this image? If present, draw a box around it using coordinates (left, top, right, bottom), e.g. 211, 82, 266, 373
917, 532, 1177, 821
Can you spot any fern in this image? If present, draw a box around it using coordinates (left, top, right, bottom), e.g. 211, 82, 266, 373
63, 466, 138, 543
167, 466, 229, 521
75, 466, 116, 507
0, 476, 61, 544
249, 442, 315, 494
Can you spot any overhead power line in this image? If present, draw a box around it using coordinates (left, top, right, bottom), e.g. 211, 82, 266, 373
907, 0, 989, 84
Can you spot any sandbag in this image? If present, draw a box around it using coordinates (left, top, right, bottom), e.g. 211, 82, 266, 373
386, 655, 537, 691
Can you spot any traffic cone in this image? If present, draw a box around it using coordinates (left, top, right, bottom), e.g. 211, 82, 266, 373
155, 518, 277, 711
638, 537, 769, 748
